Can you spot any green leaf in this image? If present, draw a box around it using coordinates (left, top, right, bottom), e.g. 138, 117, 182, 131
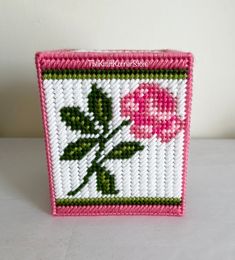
105, 142, 144, 159
88, 83, 112, 133
60, 138, 97, 160
60, 107, 99, 134
96, 165, 118, 195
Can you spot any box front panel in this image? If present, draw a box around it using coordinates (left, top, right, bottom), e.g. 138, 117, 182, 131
37, 53, 192, 215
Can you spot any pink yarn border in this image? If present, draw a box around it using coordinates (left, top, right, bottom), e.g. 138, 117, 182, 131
37, 50, 191, 70
35, 50, 193, 217
56, 205, 182, 216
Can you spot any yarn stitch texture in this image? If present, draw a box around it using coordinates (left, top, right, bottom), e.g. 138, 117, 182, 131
35, 50, 193, 216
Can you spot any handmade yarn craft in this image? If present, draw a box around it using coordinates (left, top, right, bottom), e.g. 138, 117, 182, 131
36, 50, 193, 216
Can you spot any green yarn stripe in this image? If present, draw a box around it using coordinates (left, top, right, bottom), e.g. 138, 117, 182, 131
43, 69, 188, 80
56, 197, 182, 206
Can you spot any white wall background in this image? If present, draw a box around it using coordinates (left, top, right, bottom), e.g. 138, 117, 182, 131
0, 0, 234, 138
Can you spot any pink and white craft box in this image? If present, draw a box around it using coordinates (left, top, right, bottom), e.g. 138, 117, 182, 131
35, 50, 193, 216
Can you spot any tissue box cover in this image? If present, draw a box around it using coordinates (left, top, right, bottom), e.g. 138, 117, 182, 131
35, 50, 193, 216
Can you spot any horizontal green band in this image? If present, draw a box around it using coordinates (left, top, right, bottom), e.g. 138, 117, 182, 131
43, 69, 188, 80
56, 197, 182, 206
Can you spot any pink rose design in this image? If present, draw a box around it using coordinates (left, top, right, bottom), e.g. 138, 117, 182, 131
121, 83, 184, 142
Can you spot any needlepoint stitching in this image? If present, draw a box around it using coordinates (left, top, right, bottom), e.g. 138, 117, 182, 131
36, 51, 193, 216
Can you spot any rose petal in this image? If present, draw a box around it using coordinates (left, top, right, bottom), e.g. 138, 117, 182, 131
130, 124, 154, 139
154, 116, 184, 142
121, 83, 183, 143
121, 95, 137, 118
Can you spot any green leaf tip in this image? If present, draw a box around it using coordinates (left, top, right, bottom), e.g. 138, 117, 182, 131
60, 106, 99, 134
96, 165, 119, 195
105, 141, 144, 160
88, 83, 112, 134
60, 138, 97, 161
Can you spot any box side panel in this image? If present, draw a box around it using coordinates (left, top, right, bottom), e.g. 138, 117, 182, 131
35, 53, 57, 215
181, 53, 194, 215
36, 51, 193, 216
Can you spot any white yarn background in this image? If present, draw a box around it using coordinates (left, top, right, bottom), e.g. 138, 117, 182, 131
43, 78, 187, 199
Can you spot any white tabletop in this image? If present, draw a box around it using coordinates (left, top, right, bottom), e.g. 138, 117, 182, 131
0, 139, 234, 260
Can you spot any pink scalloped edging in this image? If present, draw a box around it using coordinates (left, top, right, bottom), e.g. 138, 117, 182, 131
35, 50, 193, 217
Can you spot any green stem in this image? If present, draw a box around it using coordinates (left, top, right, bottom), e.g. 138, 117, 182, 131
67, 164, 96, 196
105, 120, 131, 141
67, 120, 131, 196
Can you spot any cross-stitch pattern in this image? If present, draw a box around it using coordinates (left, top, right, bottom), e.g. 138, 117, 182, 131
36, 50, 193, 216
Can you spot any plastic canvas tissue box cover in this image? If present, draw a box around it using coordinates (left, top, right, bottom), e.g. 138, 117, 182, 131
35, 50, 193, 216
